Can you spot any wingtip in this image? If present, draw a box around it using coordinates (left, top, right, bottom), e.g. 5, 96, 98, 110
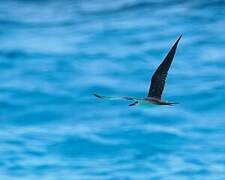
176, 34, 182, 43
172, 34, 182, 47
93, 93, 101, 98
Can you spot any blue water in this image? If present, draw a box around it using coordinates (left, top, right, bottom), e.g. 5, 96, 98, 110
0, 0, 225, 179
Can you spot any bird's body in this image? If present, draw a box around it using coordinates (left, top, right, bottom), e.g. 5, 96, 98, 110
144, 97, 178, 106
94, 35, 182, 106
93, 94, 177, 106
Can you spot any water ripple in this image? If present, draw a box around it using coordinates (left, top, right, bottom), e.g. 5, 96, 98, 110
0, 0, 225, 179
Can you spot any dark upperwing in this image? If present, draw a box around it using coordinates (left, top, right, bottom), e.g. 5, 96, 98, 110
147, 35, 182, 99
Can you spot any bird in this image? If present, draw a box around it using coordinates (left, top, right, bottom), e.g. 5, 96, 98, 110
94, 35, 182, 106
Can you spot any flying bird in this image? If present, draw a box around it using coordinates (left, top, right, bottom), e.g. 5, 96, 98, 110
94, 35, 182, 106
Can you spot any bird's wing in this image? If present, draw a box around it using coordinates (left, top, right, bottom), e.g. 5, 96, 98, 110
147, 35, 182, 99
94, 94, 143, 101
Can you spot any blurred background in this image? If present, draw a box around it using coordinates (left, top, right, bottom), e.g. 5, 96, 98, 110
0, 0, 225, 179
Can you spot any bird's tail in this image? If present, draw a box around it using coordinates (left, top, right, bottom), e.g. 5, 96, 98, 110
128, 101, 139, 106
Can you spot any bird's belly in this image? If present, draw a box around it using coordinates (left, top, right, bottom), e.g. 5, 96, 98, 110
138, 100, 155, 107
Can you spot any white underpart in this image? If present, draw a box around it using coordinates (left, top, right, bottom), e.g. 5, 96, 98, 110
138, 100, 155, 107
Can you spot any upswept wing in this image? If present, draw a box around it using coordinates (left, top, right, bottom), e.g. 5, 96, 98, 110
148, 35, 182, 99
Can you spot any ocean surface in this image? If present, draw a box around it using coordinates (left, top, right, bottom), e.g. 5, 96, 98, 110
0, 0, 225, 179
